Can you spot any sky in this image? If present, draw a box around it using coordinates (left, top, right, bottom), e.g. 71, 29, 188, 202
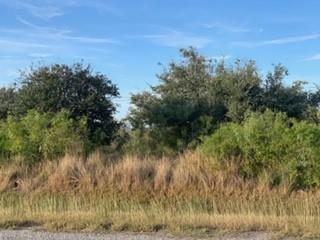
0, 0, 320, 118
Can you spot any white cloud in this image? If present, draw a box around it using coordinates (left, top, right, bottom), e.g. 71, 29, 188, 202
142, 30, 211, 48
233, 33, 320, 47
0, 39, 52, 51
203, 22, 251, 33
0, 55, 16, 59
0, 0, 120, 19
211, 55, 232, 61
16, 17, 118, 45
29, 53, 54, 58
0, 0, 63, 19
303, 54, 320, 61
0, 17, 118, 63
62, 35, 117, 44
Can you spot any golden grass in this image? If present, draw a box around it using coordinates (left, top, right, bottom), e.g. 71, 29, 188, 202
0, 152, 320, 236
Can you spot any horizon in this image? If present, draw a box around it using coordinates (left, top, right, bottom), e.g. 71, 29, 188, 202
0, 0, 320, 118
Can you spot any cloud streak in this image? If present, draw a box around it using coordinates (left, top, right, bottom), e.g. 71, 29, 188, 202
0, 0, 63, 19
0, 0, 121, 19
16, 17, 118, 45
141, 30, 211, 48
0, 16, 118, 62
203, 22, 251, 33
233, 33, 320, 47
303, 54, 320, 61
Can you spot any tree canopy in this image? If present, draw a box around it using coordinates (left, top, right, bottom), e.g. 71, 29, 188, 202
129, 48, 320, 153
12, 63, 119, 146
0, 87, 15, 120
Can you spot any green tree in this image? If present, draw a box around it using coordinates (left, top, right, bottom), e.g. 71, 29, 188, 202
13, 63, 119, 146
0, 87, 15, 120
129, 48, 262, 152
129, 48, 320, 154
262, 64, 310, 119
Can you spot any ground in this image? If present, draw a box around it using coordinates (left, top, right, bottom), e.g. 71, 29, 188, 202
0, 230, 299, 240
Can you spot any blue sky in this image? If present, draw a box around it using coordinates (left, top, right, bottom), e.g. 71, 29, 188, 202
0, 0, 320, 118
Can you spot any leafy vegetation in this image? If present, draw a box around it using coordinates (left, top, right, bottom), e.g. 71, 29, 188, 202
12, 63, 119, 146
1, 110, 88, 163
129, 48, 320, 155
201, 110, 320, 190
0, 48, 319, 188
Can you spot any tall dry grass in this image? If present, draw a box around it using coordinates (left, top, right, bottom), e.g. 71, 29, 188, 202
0, 151, 320, 236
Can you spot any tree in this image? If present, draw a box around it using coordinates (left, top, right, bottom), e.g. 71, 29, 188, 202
129, 48, 221, 152
262, 64, 310, 119
0, 87, 15, 120
13, 63, 119, 146
129, 48, 262, 152
129, 48, 320, 154
221, 59, 262, 122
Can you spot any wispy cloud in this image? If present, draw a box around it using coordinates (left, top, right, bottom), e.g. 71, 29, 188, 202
16, 17, 118, 45
0, 0, 63, 19
0, 0, 121, 19
61, 35, 117, 44
29, 53, 55, 58
211, 55, 232, 61
67, 0, 121, 16
203, 22, 251, 33
233, 33, 320, 47
303, 54, 320, 61
0, 39, 52, 51
0, 17, 118, 61
141, 30, 211, 48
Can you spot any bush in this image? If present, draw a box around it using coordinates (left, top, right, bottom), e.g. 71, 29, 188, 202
201, 110, 320, 190
287, 121, 320, 190
5, 110, 88, 163
200, 123, 242, 162
7, 111, 50, 162
0, 121, 10, 161
123, 129, 178, 157
43, 111, 88, 160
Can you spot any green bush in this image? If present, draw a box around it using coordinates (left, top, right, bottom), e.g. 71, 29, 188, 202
200, 122, 242, 162
123, 129, 178, 157
7, 110, 50, 162
43, 111, 88, 160
0, 121, 10, 161
240, 110, 290, 178
201, 110, 320, 190
5, 110, 88, 163
287, 121, 320, 190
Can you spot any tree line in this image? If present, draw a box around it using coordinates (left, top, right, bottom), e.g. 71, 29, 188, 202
0, 47, 319, 162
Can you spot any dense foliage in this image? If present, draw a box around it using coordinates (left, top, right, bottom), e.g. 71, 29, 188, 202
12, 63, 119, 146
0, 87, 15, 120
0, 48, 319, 191
0, 110, 88, 163
129, 48, 320, 154
201, 110, 320, 190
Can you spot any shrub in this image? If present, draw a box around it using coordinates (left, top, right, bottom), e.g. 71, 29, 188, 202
0, 121, 10, 161
200, 123, 242, 163
123, 129, 178, 157
6, 110, 88, 163
7, 110, 50, 162
201, 110, 320, 190
43, 110, 88, 160
287, 121, 320, 190
240, 110, 290, 178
